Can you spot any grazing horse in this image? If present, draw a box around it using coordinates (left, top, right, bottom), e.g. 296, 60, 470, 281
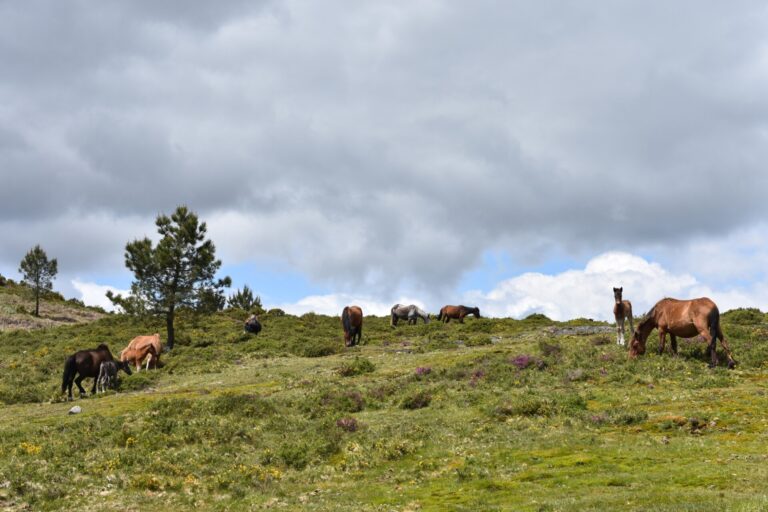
120, 333, 162, 371
437, 305, 480, 323
341, 306, 363, 347
629, 297, 737, 368
613, 287, 634, 346
390, 304, 430, 326
97, 360, 118, 393
120, 343, 158, 373
244, 314, 262, 334
62, 344, 132, 400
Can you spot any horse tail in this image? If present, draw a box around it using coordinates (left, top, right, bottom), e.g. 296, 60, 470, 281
62, 356, 76, 393
437, 308, 443, 322
708, 305, 720, 343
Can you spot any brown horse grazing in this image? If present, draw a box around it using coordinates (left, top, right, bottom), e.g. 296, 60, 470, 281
629, 297, 737, 368
120, 343, 159, 373
341, 306, 363, 347
437, 305, 480, 323
62, 344, 132, 400
613, 287, 634, 346
120, 333, 163, 371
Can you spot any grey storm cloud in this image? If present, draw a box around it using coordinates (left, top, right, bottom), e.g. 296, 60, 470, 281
2, 1, 768, 295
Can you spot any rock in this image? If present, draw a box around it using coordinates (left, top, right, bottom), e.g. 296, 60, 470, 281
68, 406, 82, 415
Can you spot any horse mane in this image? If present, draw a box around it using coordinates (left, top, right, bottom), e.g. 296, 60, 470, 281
97, 343, 110, 352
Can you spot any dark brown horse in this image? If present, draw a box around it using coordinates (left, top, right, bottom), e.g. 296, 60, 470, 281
62, 344, 132, 400
341, 306, 363, 347
438, 305, 480, 323
629, 297, 736, 368
613, 287, 634, 346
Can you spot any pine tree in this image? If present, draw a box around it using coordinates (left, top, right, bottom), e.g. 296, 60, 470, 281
18, 245, 58, 317
227, 284, 262, 312
107, 206, 231, 349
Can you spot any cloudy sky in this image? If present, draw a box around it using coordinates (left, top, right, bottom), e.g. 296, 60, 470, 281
2, 1, 768, 320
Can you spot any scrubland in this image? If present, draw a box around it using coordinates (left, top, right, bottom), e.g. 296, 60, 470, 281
1, 300, 768, 511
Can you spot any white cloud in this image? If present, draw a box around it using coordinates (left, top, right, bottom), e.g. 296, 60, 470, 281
71, 279, 129, 311
275, 294, 427, 317
461, 252, 768, 321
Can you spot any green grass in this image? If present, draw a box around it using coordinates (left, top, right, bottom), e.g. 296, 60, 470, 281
1, 309, 768, 511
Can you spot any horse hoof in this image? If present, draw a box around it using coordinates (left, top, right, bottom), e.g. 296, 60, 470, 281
728, 361, 737, 369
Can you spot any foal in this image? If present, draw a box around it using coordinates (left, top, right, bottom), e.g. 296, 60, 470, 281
613, 287, 634, 346
97, 360, 118, 393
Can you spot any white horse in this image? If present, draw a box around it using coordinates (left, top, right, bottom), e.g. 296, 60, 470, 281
390, 304, 430, 326
613, 287, 634, 346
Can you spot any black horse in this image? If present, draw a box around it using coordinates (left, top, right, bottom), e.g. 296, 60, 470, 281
62, 344, 132, 400
244, 314, 262, 334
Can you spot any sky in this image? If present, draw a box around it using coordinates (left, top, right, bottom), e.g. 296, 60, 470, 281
2, 1, 768, 320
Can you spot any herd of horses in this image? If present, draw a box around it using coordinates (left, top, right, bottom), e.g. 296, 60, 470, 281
62, 333, 163, 400
60, 292, 738, 400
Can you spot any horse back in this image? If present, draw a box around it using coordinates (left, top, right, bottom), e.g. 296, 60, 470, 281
348, 306, 363, 327
74, 347, 114, 377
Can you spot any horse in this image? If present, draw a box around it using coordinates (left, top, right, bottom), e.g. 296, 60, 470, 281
244, 314, 262, 334
437, 305, 480, 323
629, 297, 737, 368
120, 333, 162, 371
613, 287, 634, 346
390, 304, 430, 326
120, 343, 158, 373
62, 344, 132, 400
341, 306, 363, 347
97, 360, 118, 393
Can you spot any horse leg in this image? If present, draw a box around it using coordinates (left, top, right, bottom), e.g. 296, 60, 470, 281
658, 329, 667, 355
616, 315, 624, 345
91, 377, 98, 396
145, 354, 152, 371
670, 334, 678, 355
75, 375, 87, 397
716, 326, 736, 368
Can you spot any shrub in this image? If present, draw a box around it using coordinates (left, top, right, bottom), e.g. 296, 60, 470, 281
336, 417, 359, 432
510, 355, 545, 370
538, 340, 562, 357
401, 390, 431, 410
495, 396, 549, 417
337, 357, 375, 377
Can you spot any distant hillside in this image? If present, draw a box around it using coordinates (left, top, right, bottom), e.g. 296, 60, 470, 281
0, 278, 106, 331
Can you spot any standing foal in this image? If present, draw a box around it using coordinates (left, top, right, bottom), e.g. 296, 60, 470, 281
613, 287, 634, 346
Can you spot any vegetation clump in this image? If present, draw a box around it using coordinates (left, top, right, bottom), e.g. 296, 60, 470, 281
337, 357, 375, 377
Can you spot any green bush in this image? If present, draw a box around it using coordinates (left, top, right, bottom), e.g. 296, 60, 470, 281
337, 357, 375, 377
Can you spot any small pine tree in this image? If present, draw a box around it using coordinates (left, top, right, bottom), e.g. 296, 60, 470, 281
227, 284, 262, 312
18, 245, 58, 317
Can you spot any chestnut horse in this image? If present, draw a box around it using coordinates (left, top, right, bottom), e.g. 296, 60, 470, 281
62, 344, 132, 400
121, 343, 158, 372
629, 297, 736, 368
613, 287, 634, 346
120, 333, 162, 371
438, 305, 480, 323
341, 306, 363, 347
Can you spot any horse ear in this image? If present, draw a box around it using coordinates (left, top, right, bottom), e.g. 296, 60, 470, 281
619, 287, 623, 292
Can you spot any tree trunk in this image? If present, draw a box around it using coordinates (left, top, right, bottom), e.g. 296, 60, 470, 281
166, 309, 175, 350
34, 287, 40, 317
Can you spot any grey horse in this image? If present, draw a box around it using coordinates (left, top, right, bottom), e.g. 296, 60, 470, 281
390, 304, 430, 327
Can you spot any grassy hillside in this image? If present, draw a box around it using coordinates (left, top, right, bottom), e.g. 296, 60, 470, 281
1, 309, 768, 511
0, 280, 105, 331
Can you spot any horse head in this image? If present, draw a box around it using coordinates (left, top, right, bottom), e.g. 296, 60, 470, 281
118, 359, 133, 375
613, 287, 623, 304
